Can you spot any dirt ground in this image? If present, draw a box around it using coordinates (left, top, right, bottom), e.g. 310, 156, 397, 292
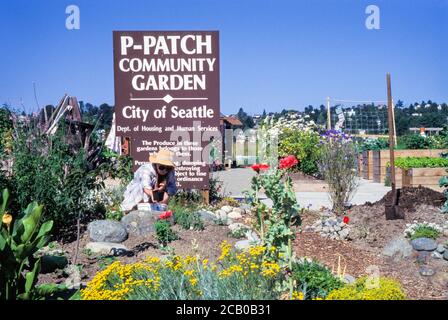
296, 186, 448, 300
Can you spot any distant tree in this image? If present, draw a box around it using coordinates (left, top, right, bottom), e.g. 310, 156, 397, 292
237, 107, 255, 129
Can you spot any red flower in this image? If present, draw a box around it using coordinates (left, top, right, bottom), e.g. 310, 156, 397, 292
251, 163, 270, 173
343, 216, 350, 224
159, 210, 173, 220
279, 155, 299, 170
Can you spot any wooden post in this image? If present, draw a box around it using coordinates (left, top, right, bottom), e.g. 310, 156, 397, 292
387, 74, 396, 191
326, 97, 331, 130
202, 189, 210, 205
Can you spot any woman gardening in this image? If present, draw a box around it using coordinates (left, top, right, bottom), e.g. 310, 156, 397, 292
121, 149, 177, 212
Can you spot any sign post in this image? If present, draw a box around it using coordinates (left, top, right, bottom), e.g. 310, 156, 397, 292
113, 31, 221, 192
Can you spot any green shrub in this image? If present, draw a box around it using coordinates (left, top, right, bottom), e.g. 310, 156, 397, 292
154, 219, 178, 246
169, 200, 204, 231
392, 157, 448, 169
278, 129, 321, 175
291, 260, 344, 299
360, 137, 389, 151
9, 124, 111, 234
399, 134, 429, 150
326, 276, 406, 300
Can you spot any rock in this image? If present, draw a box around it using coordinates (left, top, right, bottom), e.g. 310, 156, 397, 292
245, 230, 260, 243
343, 274, 356, 284
443, 229, 448, 237
214, 209, 227, 220
328, 220, 337, 227
419, 266, 435, 277
322, 226, 330, 233
339, 229, 350, 239
416, 251, 431, 264
232, 208, 244, 214
121, 210, 160, 236
221, 206, 233, 213
228, 223, 249, 232
197, 210, 216, 223
444, 250, 448, 261
63, 265, 82, 289
234, 239, 259, 250
334, 225, 342, 232
228, 211, 242, 220
85, 242, 129, 256
411, 238, 437, 251
382, 237, 413, 259
240, 203, 251, 211
88, 220, 128, 243
436, 244, 445, 254
431, 251, 443, 259
40, 255, 69, 274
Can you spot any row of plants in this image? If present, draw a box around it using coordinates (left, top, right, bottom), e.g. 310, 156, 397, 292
358, 134, 448, 152
80, 241, 406, 300
389, 157, 448, 170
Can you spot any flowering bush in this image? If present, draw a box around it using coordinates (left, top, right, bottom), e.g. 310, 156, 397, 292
258, 113, 321, 175
404, 221, 442, 240
81, 242, 282, 300
318, 130, 359, 213
326, 276, 406, 300
154, 218, 178, 246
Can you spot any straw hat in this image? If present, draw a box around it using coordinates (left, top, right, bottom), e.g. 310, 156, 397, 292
149, 149, 175, 167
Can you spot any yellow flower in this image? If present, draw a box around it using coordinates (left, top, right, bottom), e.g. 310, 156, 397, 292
2, 213, 12, 226
292, 291, 304, 300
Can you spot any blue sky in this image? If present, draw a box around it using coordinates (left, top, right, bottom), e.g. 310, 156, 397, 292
1, 0, 447, 115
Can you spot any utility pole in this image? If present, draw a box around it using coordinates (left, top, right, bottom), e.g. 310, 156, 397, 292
326, 97, 331, 130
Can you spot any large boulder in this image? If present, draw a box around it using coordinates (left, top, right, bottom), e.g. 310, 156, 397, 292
121, 210, 160, 236
444, 250, 448, 261
88, 220, 128, 243
411, 238, 437, 251
382, 237, 413, 259
196, 210, 216, 224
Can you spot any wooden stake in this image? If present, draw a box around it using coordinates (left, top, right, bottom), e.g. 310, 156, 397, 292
387, 74, 396, 190
202, 189, 210, 205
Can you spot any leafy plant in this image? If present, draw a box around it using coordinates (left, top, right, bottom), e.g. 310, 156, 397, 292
439, 175, 448, 213
326, 276, 406, 300
228, 226, 249, 239
404, 222, 442, 240
392, 157, 448, 169
399, 134, 430, 150
154, 219, 178, 246
245, 157, 301, 297
317, 130, 359, 213
105, 208, 124, 221
291, 260, 344, 299
0, 189, 54, 300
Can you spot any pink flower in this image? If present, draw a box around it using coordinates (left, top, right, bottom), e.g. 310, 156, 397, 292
279, 155, 299, 170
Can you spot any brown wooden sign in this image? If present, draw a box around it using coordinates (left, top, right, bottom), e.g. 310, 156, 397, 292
113, 31, 220, 189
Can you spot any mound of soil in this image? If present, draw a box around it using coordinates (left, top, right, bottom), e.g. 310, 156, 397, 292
347, 187, 448, 250
366, 186, 445, 213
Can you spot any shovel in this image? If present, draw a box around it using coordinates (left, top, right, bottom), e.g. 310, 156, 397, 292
384, 74, 404, 220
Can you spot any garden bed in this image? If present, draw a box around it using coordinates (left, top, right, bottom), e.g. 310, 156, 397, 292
372, 149, 447, 184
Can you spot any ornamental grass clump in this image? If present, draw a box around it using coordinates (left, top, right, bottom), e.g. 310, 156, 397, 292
318, 130, 359, 214
81, 241, 282, 300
